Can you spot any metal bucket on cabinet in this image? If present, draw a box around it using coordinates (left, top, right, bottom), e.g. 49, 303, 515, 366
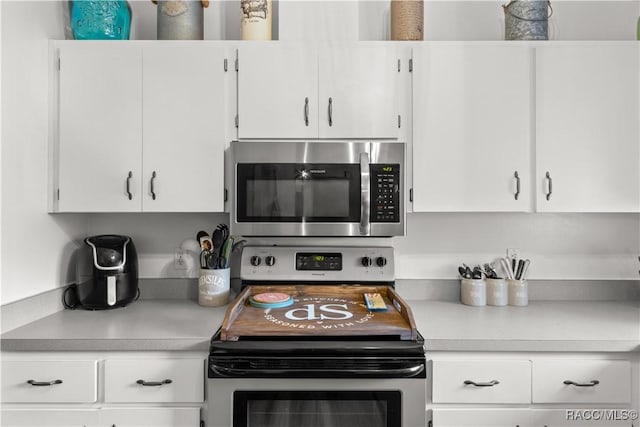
155, 0, 207, 40
503, 0, 552, 40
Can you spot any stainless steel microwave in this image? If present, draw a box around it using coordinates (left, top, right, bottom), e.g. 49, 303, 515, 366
230, 141, 405, 237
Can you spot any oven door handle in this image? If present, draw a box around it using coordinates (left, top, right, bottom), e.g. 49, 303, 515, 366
359, 152, 370, 236
210, 364, 425, 378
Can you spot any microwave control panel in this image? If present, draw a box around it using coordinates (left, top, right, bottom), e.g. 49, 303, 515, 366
371, 164, 400, 223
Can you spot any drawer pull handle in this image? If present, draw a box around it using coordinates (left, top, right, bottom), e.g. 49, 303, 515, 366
136, 379, 172, 387
563, 379, 599, 387
463, 379, 500, 387
27, 379, 63, 386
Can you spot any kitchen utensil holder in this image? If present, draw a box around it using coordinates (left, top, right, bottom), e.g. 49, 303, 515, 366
507, 279, 528, 306
460, 279, 486, 306
486, 278, 508, 306
199, 268, 230, 307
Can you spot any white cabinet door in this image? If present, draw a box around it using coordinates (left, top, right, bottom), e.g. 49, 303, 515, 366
1, 360, 97, 403
536, 43, 640, 212
318, 46, 400, 138
142, 45, 227, 212
100, 407, 200, 427
104, 358, 204, 403
1, 409, 99, 427
532, 359, 631, 404
432, 359, 532, 404
57, 43, 143, 212
412, 44, 532, 212
237, 45, 318, 139
432, 409, 534, 427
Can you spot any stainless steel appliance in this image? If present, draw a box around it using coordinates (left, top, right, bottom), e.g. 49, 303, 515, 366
230, 141, 405, 237
74, 235, 139, 309
205, 246, 426, 427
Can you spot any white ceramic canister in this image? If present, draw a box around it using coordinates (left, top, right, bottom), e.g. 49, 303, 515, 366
507, 279, 528, 306
199, 268, 230, 306
460, 279, 486, 306
240, 0, 272, 40
486, 278, 508, 306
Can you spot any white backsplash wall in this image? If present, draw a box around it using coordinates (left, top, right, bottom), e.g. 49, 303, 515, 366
1, 1, 89, 306
86, 212, 640, 281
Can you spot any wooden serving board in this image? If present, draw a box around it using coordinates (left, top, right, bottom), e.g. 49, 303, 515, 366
220, 285, 417, 341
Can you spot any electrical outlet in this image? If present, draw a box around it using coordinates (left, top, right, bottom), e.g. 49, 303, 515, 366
174, 248, 187, 270
506, 248, 520, 260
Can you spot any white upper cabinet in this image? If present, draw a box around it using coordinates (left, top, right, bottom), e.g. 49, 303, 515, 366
318, 46, 400, 139
237, 45, 318, 139
57, 43, 143, 212
54, 42, 228, 213
142, 45, 226, 212
536, 43, 640, 212
237, 45, 401, 139
412, 44, 532, 212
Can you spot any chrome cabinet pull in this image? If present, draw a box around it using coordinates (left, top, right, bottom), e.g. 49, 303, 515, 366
27, 379, 63, 386
514, 171, 520, 200
150, 171, 157, 200
564, 379, 599, 387
328, 97, 333, 127
464, 379, 500, 387
136, 379, 172, 387
304, 97, 309, 127
126, 171, 133, 200
545, 171, 552, 200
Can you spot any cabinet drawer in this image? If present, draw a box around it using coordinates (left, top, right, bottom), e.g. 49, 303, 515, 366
532, 359, 631, 403
100, 408, 200, 427
104, 358, 204, 403
1, 360, 97, 403
1, 409, 99, 427
432, 359, 531, 403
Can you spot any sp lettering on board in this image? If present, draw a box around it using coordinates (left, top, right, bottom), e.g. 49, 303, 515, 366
285, 304, 354, 321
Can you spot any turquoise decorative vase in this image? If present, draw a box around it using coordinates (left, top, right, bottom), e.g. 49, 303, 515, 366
69, 0, 132, 40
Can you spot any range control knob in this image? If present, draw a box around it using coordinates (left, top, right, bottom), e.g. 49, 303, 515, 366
376, 257, 387, 267
361, 256, 372, 267
265, 255, 276, 267
250, 256, 262, 267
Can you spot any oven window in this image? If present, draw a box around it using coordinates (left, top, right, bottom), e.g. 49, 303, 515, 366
233, 391, 401, 427
237, 164, 360, 222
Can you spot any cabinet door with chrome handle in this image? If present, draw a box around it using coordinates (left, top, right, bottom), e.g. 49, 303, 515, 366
104, 359, 203, 403
532, 359, 631, 403
432, 360, 531, 404
1, 360, 97, 403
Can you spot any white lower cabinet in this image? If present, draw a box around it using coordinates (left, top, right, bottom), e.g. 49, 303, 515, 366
429, 353, 638, 427
99, 408, 201, 427
1, 409, 100, 426
1, 353, 205, 427
432, 360, 531, 404
532, 359, 631, 404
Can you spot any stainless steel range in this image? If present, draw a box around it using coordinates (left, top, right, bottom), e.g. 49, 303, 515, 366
205, 246, 427, 427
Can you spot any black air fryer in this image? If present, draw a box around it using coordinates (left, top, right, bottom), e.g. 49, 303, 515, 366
75, 235, 138, 309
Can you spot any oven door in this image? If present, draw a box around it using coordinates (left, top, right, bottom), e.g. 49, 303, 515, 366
205, 378, 426, 427
230, 141, 405, 237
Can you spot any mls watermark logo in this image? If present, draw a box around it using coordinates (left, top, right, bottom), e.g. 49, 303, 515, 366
566, 409, 639, 422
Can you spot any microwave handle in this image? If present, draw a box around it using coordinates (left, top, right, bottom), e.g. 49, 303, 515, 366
360, 152, 370, 235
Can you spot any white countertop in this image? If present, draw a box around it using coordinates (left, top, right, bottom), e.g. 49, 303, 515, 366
1, 299, 638, 352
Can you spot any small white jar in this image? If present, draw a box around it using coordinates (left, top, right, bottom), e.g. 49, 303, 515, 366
460, 279, 486, 306
485, 278, 508, 306
507, 279, 528, 306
